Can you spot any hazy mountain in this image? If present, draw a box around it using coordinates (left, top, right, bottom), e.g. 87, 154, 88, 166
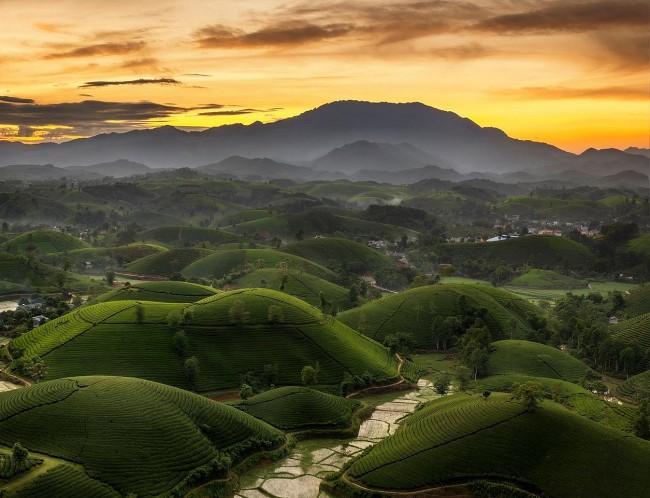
65, 159, 151, 178
0, 163, 102, 181
196, 156, 326, 180
598, 170, 649, 188
625, 147, 650, 159
0, 101, 572, 174
351, 164, 465, 184
544, 148, 649, 176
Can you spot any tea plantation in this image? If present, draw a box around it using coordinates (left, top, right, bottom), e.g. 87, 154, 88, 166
618, 370, 650, 399
139, 226, 241, 246
91, 281, 219, 303
611, 312, 650, 352
338, 284, 545, 348
507, 269, 587, 288
126, 247, 215, 275
0, 376, 286, 497
1, 230, 89, 255
332, 394, 650, 497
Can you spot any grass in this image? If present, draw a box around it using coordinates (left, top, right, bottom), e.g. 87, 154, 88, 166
333, 393, 650, 497
233, 386, 370, 434
139, 226, 241, 246
504, 280, 638, 302
90, 281, 220, 304
1, 230, 89, 255
508, 269, 587, 289
232, 268, 359, 310
11, 289, 410, 393
13, 464, 119, 498
280, 238, 392, 273
338, 284, 546, 348
486, 340, 593, 382
182, 248, 337, 282
436, 235, 595, 270
125, 248, 215, 276
0, 376, 285, 497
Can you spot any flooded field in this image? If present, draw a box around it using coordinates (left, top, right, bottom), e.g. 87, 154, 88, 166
237, 380, 441, 498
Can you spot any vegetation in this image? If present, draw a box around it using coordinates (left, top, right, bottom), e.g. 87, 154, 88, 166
139, 225, 241, 246
91, 281, 219, 304
507, 268, 587, 288
1, 230, 89, 255
125, 247, 214, 276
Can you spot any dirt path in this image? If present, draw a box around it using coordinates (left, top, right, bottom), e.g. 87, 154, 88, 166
346, 354, 406, 399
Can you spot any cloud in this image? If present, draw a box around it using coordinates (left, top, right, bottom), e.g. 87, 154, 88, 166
472, 0, 650, 34
0, 96, 34, 104
79, 77, 182, 88
198, 107, 283, 116
120, 57, 159, 68
507, 85, 649, 100
194, 21, 354, 48
183, 73, 212, 77
46, 41, 147, 59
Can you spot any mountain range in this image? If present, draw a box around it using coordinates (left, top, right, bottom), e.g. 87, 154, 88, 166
0, 101, 647, 181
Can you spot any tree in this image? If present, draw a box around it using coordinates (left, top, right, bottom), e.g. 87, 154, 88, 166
619, 347, 636, 377
482, 390, 491, 400
383, 332, 415, 357
167, 310, 182, 331
184, 356, 199, 388
229, 300, 250, 325
240, 383, 254, 400
135, 304, 145, 324
319, 291, 328, 309
454, 366, 471, 392
105, 270, 116, 286
433, 373, 451, 395
634, 397, 650, 440
256, 258, 266, 269
12, 442, 28, 463
24, 357, 47, 383
259, 278, 268, 288
268, 305, 284, 324
173, 330, 188, 357
301, 364, 319, 386
348, 284, 359, 306
262, 363, 279, 387
182, 308, 193, 325
512, 380, 544, 411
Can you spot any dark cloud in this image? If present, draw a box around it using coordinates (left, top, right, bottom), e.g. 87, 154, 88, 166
79, 78, 182, 88
509, 85, 649, 100
595, 32, 650, 70
46, 41, 147, 59
0, 96, 34, 104
195, 21, 354, 48
183, 73, 212, 77
198, 107, 282, 116
120, 57, 159, 68
472, 0, 649, 33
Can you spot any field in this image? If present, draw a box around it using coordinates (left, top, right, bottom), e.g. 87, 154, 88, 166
11, 289, 408, 392
233, 386, 369, 433
617, 370, 650, 399
232, 268, 359, 310
139, 226, 241, 246
125, 248, 215, 276
182, 248, 337, 282
91, 281, 220, 304
494, 195, 611, 220
338, 284, 545, 348
280, 238, 392, 273
0, 376, 285, 496
486, 340, 592, 382
1, 230, 89, 255
435, 235, 595, 270
507, 269, 587, 288
333, 394, 650, 497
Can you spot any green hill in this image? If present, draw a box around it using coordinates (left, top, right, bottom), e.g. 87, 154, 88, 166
0, 253, 90, 292
338, 284, 545, 348
1, 230, 89, 255
91, 281, 220, 304
41, 243, 165, 270
624, 285, 650, 318
625, 232, 650, 258
617, 370, 650, 399
139, 226, 241, 246
436, 235, 595, 270
612, 312, 650, 367
233, 386, 370, 435
11, 289, 408, 393
125, 248, 215, 276
487, 340, 592, 382
280, 238, 392, 273
329, 394, 650, 498
182, 249, 337, 282
232, 268, 359, 310
0, 376, 285, 497
508, 269, 587, 288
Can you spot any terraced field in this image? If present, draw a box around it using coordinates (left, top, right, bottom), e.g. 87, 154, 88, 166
280, 238, 392, 273
624, 285, 650, 318
182, 249, 337, 282
234, 386, 369, 433
140, 226, 241, 246
486, 340, 592, 382
11, 289, 410, 392
126, 247, 214, 276
333, 394, 650, 497
233, 269, 358, 310
507, 269, 587, 288
617, 370, 650, 399
435, 235, 595, 270
338, 284, 545, 348
612, 312, 650, 353
91, 281, 220, 304
0, 376, 286, 496
1, 230, 88, 255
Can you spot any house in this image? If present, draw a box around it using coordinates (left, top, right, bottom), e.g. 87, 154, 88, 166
608, 316, 619, 325
32, 315, 49, 327
84, 261, 93, 270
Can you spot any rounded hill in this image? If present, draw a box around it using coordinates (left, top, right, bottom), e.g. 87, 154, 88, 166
41, 243, 165, 269
11, 289, 406, 392
91, 281, 220, 304
612, 312, 650, 353
0, 376, 285, 497
125, 247, 214, 276
507, 269, 587, 288
487, 340, 592, 382
1, 230, 89, 255
331, 394, 650, 498
140, 225, 241, 246
436, 235, 595, 270
624, 285, 650, 318
0, 253, 89, 292
337, 284, 545, 348
181, 248, 337, 282
617, 370, 650, 399
280, 237, 392, 272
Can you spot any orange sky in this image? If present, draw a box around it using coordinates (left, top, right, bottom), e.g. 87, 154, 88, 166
0, 0, 648, 152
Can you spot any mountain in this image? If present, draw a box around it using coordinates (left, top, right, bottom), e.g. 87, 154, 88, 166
625, 147, 650, 159
0, 101, 572, 174
543, 148, 649, 176
0, 163, 102, 180
196, 155, 325, 179
598, 169, 649, 188
351, 164, 465, 183
65, 158, 151, 177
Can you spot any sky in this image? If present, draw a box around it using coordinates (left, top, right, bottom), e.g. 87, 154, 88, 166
0, 0, 648, 152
